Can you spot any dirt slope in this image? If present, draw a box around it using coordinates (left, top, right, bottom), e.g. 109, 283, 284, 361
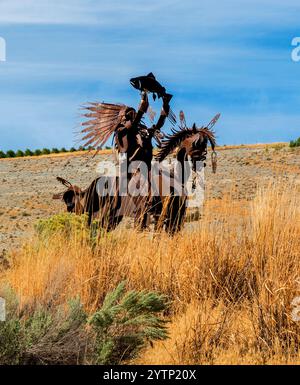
1, 144, 299, 254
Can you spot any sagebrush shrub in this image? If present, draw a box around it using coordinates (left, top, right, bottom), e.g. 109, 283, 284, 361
89, 281, 169, 364
34, 213, 89, 239
0, 284, 168, 365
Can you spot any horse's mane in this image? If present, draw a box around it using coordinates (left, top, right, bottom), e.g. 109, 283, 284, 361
198, 128, 216, 149
156, 128, 193, 162
156, 126, 216, 162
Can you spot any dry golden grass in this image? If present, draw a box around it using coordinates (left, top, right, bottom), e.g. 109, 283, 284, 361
1, 180, 300, 364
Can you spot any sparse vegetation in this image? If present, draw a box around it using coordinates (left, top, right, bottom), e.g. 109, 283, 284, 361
271, 143, 286, 151
0, 146, 95, 159
24, 149, 33, 156
290, 137, 300, 148
6, 150, 15, 158
15, 150, 24, 157
34, 213, 89, 240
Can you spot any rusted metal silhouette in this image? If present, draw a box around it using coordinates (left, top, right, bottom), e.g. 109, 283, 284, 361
152, 111, 220, 233
80, 75, 173, 228
57, 75, 221, 233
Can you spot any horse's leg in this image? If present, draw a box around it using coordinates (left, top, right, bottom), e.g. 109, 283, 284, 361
140, 211, 149, 229
151, 195, 164, 231
106, 196, 123, 230
134, 208, 149, 230
133, 196, 150, 230
165, 196, 186, 235
108, 178, 123, 230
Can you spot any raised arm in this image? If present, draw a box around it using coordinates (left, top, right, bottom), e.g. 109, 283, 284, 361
153, 94, 172, 132
127, 91, 149, 131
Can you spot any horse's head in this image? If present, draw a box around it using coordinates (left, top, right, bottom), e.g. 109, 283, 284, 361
52, 177, 85, 214
156, 111, 219, 173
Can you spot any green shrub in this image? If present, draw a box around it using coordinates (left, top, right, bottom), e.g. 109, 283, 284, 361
6, 150, 15, 158
34, 213, 89, 240
16, 150, 24, 157
290, 137, 300, 148
0, 291, 88, 365
51, 148, 59, 154
69, 147, 77, 152
41, 148, 51, 155
34, 149, 42, 156
34, 213, 109, 250
21, 298, 88, 365
89, 281, 169, 364
0, 319, 23, 364
24, 149, 33, 156
272, 143, 285, 151
0, 283, 169, 365
60, 147, 67, 153
0, 287, 23, 364
0, 151, 6, 158
78, 146, 86, 151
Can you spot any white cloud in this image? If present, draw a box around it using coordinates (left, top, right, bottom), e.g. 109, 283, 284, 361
0, 0, 95, 24
0, 0, 299, 27
0, 0, 174, 25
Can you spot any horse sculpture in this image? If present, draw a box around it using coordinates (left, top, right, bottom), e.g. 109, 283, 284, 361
152, 111, 220, 234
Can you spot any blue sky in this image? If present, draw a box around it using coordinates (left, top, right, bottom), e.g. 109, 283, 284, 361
0, 0, 300, 151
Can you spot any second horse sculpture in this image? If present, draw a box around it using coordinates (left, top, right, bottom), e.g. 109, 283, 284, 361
152, 111, 219, 233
